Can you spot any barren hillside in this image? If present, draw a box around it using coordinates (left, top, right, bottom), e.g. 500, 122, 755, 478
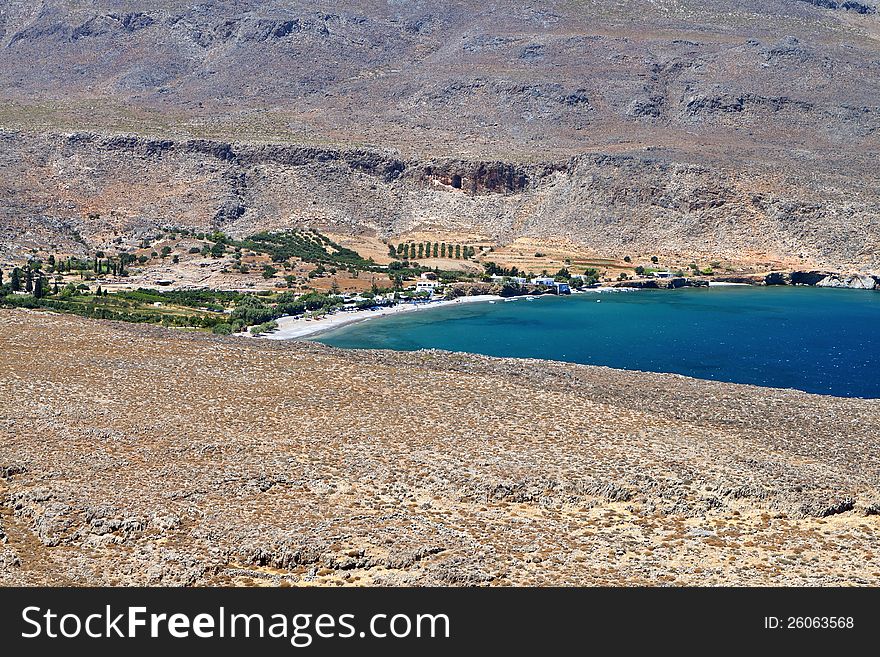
1, 0, 879, 268
1, 309, 879, 586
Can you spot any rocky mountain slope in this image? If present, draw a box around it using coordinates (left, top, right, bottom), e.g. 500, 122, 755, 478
1, 309, 879, 586
1, 1, 879, 268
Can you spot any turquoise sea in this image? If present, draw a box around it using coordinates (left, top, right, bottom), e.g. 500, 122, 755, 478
315, 286, 880, 398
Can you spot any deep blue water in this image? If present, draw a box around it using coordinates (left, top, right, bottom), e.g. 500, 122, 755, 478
315, 287, 880, 398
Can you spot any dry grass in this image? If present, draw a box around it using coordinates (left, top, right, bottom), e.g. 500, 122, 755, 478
0, 308, 878, 586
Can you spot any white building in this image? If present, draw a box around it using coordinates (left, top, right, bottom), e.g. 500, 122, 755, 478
489, 275, 527, 284
415, 281, 439, 293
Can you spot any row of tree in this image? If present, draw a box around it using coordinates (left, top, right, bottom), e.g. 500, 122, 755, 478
391, 242, 475, 261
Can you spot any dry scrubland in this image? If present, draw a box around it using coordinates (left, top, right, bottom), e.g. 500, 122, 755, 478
1, 309, 878, 586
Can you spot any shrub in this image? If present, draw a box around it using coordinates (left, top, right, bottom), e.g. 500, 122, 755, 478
250, 320, 278, 335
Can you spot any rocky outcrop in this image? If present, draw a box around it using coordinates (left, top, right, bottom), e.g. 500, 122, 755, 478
765, 270, 879, 289
610, 277, 709, 289
815, 273, 879, 289
795, 0, 876, 14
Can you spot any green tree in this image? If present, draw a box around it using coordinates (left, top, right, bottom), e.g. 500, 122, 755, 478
623, 256, 631, 263
417, 243, 424, 259
161, 246, 172, 258
634, 265, 645, 275
25, 269, 33, 292
455, 244, 461, 259
33, 276, 45, 299
262, 264, 278, 279
651, 256, 659, 264
433, 243, 439, 257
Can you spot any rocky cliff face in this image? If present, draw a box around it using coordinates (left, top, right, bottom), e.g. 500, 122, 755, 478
2, 130, 878, 270
766, 270, 880, 288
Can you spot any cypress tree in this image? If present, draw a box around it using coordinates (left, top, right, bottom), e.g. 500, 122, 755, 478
10, 268, 21, 291
0, 268, 3, 286
25, 269, 33, 293
33, 277, 44, 299
455, 244, 461, 258
433, 243, 438, 257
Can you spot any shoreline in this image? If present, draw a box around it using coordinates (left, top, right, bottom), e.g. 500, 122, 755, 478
253, 281, 858, 341
263, 294, 502, 340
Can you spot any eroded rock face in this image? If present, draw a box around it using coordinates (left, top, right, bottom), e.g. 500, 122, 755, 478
4, 130, 879, 271
418, 161, 535, 194
816, 273, 879, 289
765, 271, 879, 289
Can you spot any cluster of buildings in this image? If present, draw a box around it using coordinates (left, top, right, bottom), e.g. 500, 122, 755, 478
487, 274, 572, 294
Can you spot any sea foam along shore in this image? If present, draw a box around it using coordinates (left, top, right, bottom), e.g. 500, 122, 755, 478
261, 294, 502, 340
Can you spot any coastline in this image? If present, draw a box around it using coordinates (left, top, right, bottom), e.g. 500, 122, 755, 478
262, 294, 501, 340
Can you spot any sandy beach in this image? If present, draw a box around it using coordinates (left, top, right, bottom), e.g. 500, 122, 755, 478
262, 294, 501, 340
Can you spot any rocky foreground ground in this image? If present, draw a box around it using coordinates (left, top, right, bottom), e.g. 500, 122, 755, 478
1, 308, 878, 586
